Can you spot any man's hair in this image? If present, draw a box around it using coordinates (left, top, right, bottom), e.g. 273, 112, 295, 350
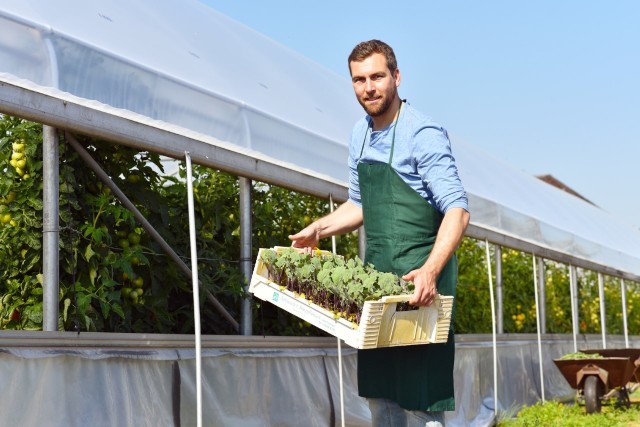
348, 39, 398, 75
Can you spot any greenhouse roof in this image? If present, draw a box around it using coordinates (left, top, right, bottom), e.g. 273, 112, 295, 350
1, 0, 640, 279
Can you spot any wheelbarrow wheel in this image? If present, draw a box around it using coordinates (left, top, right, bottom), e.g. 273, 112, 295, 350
584, 375, 603, 413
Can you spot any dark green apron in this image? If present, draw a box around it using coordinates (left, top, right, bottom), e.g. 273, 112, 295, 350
356, 104, 457, 411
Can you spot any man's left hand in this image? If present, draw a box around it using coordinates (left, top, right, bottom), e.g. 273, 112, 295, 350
402, 267, 437, 306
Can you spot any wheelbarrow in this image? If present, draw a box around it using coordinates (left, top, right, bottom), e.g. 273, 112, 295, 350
553, 348, 640, 414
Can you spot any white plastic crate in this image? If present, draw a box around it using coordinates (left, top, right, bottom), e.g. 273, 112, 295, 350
249, 248, 454, 349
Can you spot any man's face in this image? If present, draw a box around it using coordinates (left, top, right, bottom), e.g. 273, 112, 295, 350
350, 53, 399, 117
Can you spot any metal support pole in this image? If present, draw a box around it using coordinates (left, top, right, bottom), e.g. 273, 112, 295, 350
358, 226, 366, 261
42, 125, 59, 331
621, 279, 629, 348
239, 177, 253, 336
65, 131, 239, 331
532, 254, 545, 401
484, 240, 498, 417
598, 273, 606, 349
185, 151, 202, 427
569, 266, 578, 352
537, 257, 546, 334
494, 245, 503, 334
329, 195, 346, 427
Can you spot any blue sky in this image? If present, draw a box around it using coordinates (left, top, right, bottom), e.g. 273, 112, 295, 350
201, 1, 640, 229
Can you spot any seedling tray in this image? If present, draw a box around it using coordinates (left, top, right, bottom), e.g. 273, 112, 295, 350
249, 248, 454, 349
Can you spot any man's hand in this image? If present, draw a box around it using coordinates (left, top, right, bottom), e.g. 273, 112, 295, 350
288, 201, 363, 250
288, 224, 320, 250
403, 207, 469, 306
402, 266, 437, 306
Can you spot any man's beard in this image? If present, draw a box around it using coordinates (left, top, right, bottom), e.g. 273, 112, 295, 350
359, 91, 395, 117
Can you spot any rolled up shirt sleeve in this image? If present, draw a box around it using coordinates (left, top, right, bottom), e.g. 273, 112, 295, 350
413, 126, 468, 214
348, 151, 362, 207
348, 120, 368, 208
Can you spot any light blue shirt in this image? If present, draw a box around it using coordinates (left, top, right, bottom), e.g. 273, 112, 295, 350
348, 101, 468, 214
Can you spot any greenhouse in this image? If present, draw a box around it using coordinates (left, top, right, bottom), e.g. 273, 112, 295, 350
0, 0, 639, 426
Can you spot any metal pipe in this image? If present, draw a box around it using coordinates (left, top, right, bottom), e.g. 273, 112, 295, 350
358, 226, 366, 261
532, 254, 545, 401
328, 194, 346, 427
239, 177, 253, 336
65, 131, 239, 332
537, 257, 546, 334
569, 266, 578, 352
494, 245, 503, 334
42, 125, 59, 331
598, 273, 606, 349
621, 279, 629, 348
185, 151, 203, 427
465, 224, 640, 283
484, 240, 498, 417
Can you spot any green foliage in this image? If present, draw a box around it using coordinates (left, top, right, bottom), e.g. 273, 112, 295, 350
498, 400, 640, 426
455, 237, 492, 333
544, 261, 572, 333
559, 352, 603, 360
501, 249, 537, 333
0, 116, 44, 329
454, 236, 640, 336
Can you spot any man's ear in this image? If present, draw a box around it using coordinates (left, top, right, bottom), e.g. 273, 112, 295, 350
394, 68, 401, 87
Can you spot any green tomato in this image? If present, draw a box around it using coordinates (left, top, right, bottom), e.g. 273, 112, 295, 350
127, 174, 141, 184
133, 277, 144, 288
128, 232, 141, 245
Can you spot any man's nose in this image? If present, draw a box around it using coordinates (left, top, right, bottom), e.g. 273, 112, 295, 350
365, 80, 375, 92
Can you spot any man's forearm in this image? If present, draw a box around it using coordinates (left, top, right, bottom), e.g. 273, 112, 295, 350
422, 207, 470, 276
289, 200, 363, 248
315, 200, 363, 239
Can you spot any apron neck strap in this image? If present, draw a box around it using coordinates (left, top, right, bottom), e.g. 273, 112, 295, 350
388, 101, 403, 164
359, 100, 404, 164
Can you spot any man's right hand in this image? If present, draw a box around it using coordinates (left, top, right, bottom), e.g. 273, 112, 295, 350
288, 224, 320, 249
287, 201, 363, 250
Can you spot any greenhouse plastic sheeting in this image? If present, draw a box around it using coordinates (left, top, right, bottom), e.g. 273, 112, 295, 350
1, 0, 640, 278
2, 335, 637, 426
0, 0, 359, 181
0, 346, 370, 427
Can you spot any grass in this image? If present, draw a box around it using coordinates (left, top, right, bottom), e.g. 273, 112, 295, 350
497, 387, 640, 427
